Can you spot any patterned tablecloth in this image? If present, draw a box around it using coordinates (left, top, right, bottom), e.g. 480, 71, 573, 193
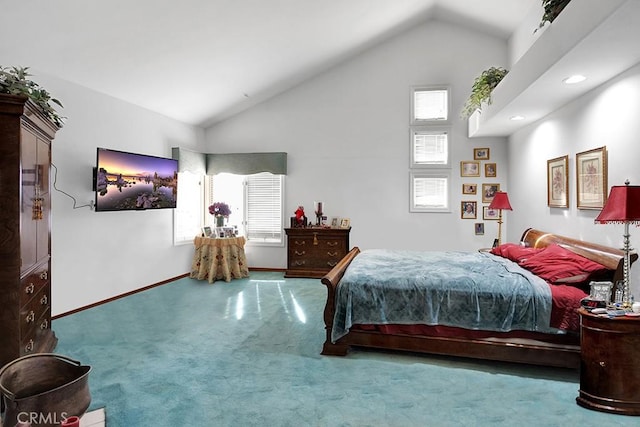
190, 236, 249, 283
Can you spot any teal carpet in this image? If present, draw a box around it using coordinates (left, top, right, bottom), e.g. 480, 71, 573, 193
53, 272, 637, 426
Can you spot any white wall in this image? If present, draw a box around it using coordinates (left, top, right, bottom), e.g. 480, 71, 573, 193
34, 72, 205, 316
205, 19, 510, 269
508, 1, 544, 66
507, 63, 640, 297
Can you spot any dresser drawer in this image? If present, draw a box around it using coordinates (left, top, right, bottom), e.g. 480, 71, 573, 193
316, 237, 347, 256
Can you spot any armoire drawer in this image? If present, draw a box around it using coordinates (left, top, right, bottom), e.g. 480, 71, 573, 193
20, 266, 50, 307
20, 285, 50, 332
20, 305, 52, 355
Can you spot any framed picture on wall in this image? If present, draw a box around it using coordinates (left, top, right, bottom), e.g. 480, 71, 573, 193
481, 183, 500, 203
483, 207, 500, 220
576, 146, 607, 209
474, 148, 490, 160
460, 161, 480, 177
461, 201, 477, 219
547, 155, 569, 208
462, 183, 477, 195
484, 163, 497, 177
475, 222, 484, 235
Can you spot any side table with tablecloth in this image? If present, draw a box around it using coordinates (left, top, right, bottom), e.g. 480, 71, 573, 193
190, 236, 249, 283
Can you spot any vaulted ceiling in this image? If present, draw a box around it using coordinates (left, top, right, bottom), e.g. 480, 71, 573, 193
1, 0, 536, 127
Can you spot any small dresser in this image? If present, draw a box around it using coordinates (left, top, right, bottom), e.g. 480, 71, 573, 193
284, 227, 351, 278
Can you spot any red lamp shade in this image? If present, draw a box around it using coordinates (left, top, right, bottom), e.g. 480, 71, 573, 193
488, 192, 513, 211
595, 184, 640, 224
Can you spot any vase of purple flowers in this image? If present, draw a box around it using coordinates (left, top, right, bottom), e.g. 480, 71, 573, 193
209, 202, 231, 227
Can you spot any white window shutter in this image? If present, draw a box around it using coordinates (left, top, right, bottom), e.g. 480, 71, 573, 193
245, 173, 283, 243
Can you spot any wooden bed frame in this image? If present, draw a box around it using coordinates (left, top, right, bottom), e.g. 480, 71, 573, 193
320, 228, 637, 369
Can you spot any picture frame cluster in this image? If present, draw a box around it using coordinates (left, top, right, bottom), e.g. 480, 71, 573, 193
459, 148, 500, 234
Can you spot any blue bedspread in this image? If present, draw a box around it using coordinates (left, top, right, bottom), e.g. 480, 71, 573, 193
331, 249, 556, 342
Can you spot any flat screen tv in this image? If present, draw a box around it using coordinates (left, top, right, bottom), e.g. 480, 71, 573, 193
94, 148, 178, 212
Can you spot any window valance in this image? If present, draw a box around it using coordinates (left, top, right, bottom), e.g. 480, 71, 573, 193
171, 147, 206, 174
172, 149, 287, 175
206, 152, 287, 175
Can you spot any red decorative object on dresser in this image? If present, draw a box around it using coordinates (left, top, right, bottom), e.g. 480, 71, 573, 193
0, 94, 59, 370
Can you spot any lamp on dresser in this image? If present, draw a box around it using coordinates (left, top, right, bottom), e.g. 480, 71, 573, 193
488, 191, 512, 247
594, 180, 640, 308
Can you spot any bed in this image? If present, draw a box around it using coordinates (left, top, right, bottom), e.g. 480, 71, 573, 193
320, 228, 637, 368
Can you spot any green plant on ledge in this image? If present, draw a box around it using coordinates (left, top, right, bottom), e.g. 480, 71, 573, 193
539, 0, 572, 29
0, 66, 65, 127
461, 66, 509, 119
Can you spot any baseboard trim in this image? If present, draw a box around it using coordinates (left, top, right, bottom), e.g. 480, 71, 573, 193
53, 268, 285, 319
53, 273, 189, 319
249, 267, 286, 272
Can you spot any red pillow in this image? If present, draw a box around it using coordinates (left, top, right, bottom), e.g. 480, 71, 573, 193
490, 243, 541, 263
519, 243, 610, 284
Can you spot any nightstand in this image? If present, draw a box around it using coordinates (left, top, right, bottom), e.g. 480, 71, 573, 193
576, 307, 640, 415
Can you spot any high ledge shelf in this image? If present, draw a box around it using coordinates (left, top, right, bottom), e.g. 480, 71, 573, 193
468, 0, 640, 138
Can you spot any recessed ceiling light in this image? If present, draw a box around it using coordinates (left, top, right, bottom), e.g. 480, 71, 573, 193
563, 75, 586, 84
510, 115, 525, 121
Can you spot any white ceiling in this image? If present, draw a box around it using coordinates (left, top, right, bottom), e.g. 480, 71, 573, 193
1, 0, 536, 127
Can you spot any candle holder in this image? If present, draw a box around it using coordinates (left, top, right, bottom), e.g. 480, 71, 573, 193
314, 201, 323, 226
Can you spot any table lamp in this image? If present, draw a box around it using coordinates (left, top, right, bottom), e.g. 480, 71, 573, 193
594, 180, 640, 308
488, 191, 512, 247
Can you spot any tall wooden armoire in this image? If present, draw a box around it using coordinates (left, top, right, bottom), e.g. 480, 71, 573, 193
0, 93, 58, 370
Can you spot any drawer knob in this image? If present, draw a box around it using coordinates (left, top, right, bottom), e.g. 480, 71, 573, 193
294, 240, 306, 246
40, 319, 49, 329
26, 310, 35, 323
313, 233, 318, 245
25, 339, 34, 353
294, 250, 306, 256
25, 283, 35, 294
40, 295, 48, 305
293, 260, 306, 266
327, 251, 338, 257
40, 271, 48, 280
599, 361, 606, 367
327, 261, 338, 267
327, 241, 338, 247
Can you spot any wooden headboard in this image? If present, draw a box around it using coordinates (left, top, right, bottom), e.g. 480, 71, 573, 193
520, 228, 638, 282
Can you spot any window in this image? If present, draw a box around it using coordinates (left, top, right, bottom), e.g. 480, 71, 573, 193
411, 86, 449, 123
173, 171, 204, 245
410, 172, 450, 212
209, 172, 284, 246
245, 173, 284, 244
410, 127, 450, 167
409, 85, 451, 212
